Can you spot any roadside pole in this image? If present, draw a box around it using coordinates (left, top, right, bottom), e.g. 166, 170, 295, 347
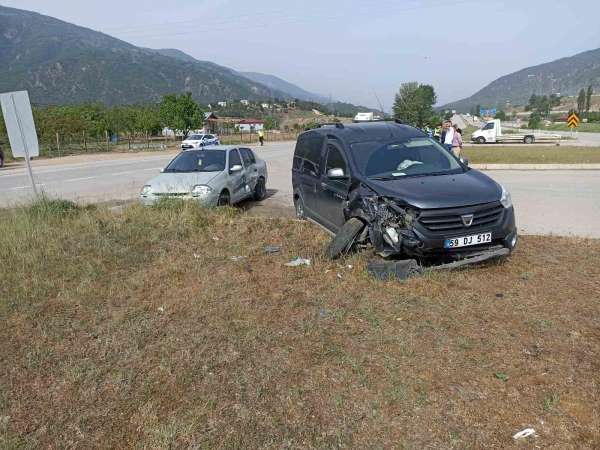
12, 96, 38, 196
0, 91, 41, 197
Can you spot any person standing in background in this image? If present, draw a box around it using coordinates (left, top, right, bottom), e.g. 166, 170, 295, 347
258, 129, 265, 146
451, 125, 463, 157
441, 120, 455, 153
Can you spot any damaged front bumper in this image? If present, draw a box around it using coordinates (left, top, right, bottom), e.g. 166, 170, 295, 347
352, 195, 517, 262
368, 245, 510, 280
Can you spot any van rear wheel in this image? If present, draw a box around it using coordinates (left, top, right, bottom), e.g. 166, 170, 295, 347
476, 137, 486, 144
524, 136, 535, 144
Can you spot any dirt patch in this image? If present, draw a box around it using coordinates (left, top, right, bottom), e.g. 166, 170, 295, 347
1, 201, 599, 448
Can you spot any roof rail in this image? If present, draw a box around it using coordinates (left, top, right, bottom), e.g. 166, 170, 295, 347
317, 122, 345, 129
353, 118, 403, 125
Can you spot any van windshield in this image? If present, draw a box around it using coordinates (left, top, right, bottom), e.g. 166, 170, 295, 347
351, 137, 463, 179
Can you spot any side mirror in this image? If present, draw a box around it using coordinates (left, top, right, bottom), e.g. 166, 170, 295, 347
460, 157, 470, 167
160, 168, 165, 173
230, 164, 243, 173
327, 168, 347, 179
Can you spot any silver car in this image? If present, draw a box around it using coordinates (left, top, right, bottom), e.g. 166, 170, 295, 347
140, 146, 268, 206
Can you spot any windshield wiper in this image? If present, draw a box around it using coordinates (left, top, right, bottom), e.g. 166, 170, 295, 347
369, 175, 403, 181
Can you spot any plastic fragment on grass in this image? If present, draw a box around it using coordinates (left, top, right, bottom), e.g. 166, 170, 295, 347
230, 256, 246, 262
264, 245, 281, 254
513, 428, 536, 440
367, 259, 422, 280
285, 258, 311, 267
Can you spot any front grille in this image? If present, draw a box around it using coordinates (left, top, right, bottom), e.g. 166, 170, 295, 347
419, 202, 504, 233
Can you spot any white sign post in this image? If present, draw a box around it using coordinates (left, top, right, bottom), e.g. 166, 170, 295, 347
0, 91, 40, 196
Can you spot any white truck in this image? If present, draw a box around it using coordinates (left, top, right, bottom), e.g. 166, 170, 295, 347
471, 119, 561, 144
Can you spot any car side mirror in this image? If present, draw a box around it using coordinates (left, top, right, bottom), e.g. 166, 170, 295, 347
327, 168, 347, 179
230, 164, 243, 173
160, 168, 165, 173
460, 157, 469, 167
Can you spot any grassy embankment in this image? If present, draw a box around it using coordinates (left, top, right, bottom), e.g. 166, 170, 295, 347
545, 123, 600, 133
1, 199, 599, 448
464, 145, 600, 164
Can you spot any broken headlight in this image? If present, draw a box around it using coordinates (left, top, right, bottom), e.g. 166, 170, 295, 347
500, 185, 513, 209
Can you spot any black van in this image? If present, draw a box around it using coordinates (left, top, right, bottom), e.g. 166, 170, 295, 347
291, 121, 517, 262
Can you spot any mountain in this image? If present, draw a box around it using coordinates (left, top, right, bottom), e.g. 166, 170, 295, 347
0, 5, 290, 105
238, 72, 328, 103
442, 48, 600, 112
151, 49, 329, 103
148, 48, 199, 64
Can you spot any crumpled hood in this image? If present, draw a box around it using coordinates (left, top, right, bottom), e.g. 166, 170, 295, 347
365, 170, 502, 209
145, 172, 220, 193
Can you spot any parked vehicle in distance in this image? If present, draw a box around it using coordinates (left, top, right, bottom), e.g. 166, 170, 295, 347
471, 119, 561, 144
292, 122, 518, 264
181, 133, 220, 150
140, 146, 267, 206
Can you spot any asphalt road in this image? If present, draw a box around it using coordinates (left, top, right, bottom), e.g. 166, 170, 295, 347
1, 142, 599, 238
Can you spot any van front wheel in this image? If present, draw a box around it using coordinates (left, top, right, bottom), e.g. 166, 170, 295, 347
326, 218, 365, 260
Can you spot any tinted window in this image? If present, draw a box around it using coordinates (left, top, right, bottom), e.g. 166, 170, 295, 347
293, 156, 303, 171
206, 135, 214, 139
240, 148, 254, 166
483, 123, 494, 130
294, 133, 324, 176
165, 150, 225, 173
302, 160, 318, 176
189, 135, 203, 140
229, 149, 242, 169
326, 144, 348, 174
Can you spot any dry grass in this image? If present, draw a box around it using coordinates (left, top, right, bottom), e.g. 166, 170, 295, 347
464, 145, 600, 164
1, 200, 599, 448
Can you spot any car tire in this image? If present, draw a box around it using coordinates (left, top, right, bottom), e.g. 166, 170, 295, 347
326, 217, 365, 260
294, 195, 305, 219
217, 190, 230, 206
476, 137, 486, 144
524, 136, 535, 144
253, 177, 266, 201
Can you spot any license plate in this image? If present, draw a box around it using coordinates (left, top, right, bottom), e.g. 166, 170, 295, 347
444, 232, 492, 249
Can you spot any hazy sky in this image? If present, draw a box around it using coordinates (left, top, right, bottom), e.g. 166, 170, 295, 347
3, 0, 600, 108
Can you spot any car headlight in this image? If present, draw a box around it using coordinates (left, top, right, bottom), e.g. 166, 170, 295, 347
191, 185, 213, 197
500, 185, 512, 209
141, 185, 152, 196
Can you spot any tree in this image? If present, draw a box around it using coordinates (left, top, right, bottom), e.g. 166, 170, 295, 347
393, 82, 437, 127
586, 85, 593, 117
577, 89, 586, 114
495, 110, 507, 121
263, 116, 279, 130
159, 93, 203, 138
528, 111, 542, 130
